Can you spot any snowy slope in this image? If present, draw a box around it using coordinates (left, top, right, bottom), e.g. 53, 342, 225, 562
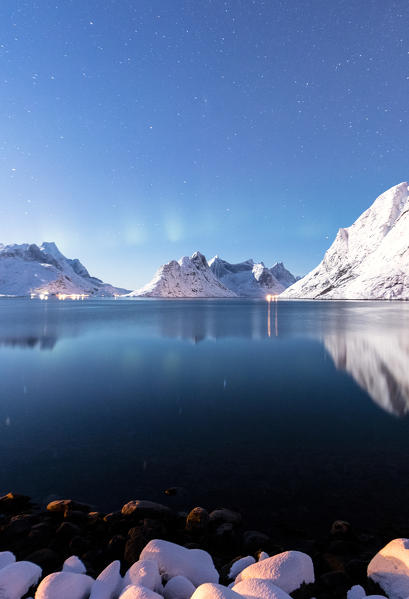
282, 182, 409, 299
0, 242, 129, 297
209, 256, 296, 297
129, 251, 237, 298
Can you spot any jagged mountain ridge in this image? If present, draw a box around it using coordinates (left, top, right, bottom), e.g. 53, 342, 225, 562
209, 256, 297, 297
282, 182, 409, 300
128, 251, 236, 298
0, 242, 129, 297
130, 252, 297, 298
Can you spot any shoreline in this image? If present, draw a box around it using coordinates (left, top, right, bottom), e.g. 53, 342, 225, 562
0, 492, 392, 598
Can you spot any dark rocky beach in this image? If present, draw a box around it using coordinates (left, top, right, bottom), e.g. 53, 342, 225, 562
0, 491, 395, 598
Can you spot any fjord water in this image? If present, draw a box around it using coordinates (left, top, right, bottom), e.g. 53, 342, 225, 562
1, 298, 409, 534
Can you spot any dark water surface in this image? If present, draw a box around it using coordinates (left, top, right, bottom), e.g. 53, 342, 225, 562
1, 298, 409, 535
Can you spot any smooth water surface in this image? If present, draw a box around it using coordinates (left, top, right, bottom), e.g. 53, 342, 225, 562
1, 298, 409, 533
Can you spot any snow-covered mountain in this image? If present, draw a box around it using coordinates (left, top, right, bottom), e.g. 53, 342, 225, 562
209, 256, 296, 297
128, 251, 237, 298
282, 182, 409, 300
0, 242, 129, 297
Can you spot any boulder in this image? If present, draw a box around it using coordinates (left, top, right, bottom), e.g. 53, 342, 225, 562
0, 561, 42, 599
90, 561, 122, 599
164, 576, 196, 599
140, 539, 219, 586
35, 571, 94, 599
368, 538, 409, 599
119, 585, 163, 599
62, 555, 87, 574
186, 508, 209, 533
121, 500, 172, 519
190, 583, 242, 599
232, 578, 293, 599
234, 551, 314, 594
123, 560, 162, 591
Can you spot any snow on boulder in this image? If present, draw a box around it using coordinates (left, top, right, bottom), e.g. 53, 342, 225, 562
368, 538, 409, 599
123, 560, 162, 591
228, 557, 256, 580
0, 550, 16, 570
119, 585, 163, 599
35, 572, 95, 599
190, 583, 243, 599
0, 561, 42, 599
258, 553, 269, 562
164, 575, 196, 599
140, 540, 219, 586
62, 555, 87, 574
234, 551, 314, 594
90, 560, 122, 599
347, 585, 366, 599
232, 578, 293, 599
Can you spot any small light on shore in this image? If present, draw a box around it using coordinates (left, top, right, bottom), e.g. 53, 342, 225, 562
266, 294, 272, 302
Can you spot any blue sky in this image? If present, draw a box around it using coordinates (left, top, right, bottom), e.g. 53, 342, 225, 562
1, 0, 409, 288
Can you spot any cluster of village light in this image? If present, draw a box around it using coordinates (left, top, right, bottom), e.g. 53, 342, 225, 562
30, 292, 89, 301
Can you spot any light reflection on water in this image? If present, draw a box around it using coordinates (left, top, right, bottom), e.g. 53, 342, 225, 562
0, 298, 409, 531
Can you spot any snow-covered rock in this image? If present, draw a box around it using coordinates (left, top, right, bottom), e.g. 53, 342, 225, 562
228, 557, 256, 580
258, 553, 269, 562
347, 586, 366, 599
129, 252, 236, 298
368, 538, 409, 599
232, 578, 293, 599
123, 560, 162, 592
62, 555, 87, 574
234, 551, 314, 594
90, 561, 122, 599
0, 561, 42, 599
209, 257, 295, 297
0, 241, 129, 297
190, 583, 242, 599
163, 576, 196, 599
35, 572, 95, 599
119, 585, 163, 599
140, 540, 219, 586
282, 182, 409, 299
0, 550, 16, 570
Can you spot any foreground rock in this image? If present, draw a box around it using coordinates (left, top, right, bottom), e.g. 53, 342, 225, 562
368, 538, 409, 599
140, 540, 219, 586
234, 551, 314, 594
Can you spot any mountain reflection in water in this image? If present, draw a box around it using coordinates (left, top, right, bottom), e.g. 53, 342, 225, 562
0, 298, 408, 418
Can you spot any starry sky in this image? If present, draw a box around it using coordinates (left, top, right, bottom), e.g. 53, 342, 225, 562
1, 0, 409, 289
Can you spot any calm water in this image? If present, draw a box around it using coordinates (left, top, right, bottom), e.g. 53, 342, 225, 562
1, 298, 409, 535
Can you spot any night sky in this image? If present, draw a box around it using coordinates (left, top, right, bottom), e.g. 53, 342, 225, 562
1, 1, 409, 289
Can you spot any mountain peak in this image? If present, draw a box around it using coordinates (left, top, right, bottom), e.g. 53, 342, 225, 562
282, 182, 409, 299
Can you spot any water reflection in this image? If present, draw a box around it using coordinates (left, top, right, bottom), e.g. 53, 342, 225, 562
0, 299, 408, 418
324, 332, 409, 417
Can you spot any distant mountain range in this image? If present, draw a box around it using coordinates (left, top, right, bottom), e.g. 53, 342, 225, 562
2, 182, 409, 300
128, 252, 297, 298
0, 242, 129, 297
282, 182, 409, 300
